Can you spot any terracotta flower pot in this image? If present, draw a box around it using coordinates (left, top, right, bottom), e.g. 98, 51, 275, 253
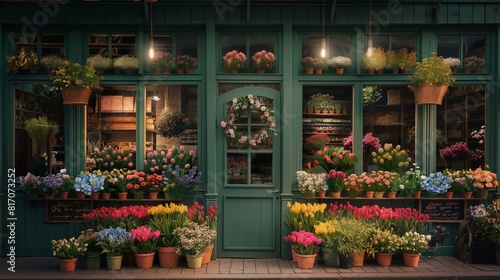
376, 253, 393, 267
176, 68, 184, 74
202, 244, 214, 264
412, 191, 421, 198
352, 250, 365, 267
316, 191, 326, 198
59, 192, 69, 199
476, 189, 489, 199
374, 192, 385, 199
148, 192, 158, 199
134, 252, 155, 269
158, 246, 179, 268
413, 84, 449, 105
304, 68, 314, 74
257, 69, 265, 74
335, 68, 344, 74
330, 191, 341, 198
387, 191, 397, 198
295, 253, 316, 269
314, 69, 323, 75
117, 192, 128, 200
365, 191, 374, 198
101, 192, 111, 200
75, 191, 85, 199
45, 193, 55, 199
59, 258, 78, 272
403, 253, 420, 267
90, 192, 99, 200
462, 191, 473, 199
443, 191, 454, 198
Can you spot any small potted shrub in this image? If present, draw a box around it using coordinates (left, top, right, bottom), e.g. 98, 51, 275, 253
251, 50, 275, 74
300, 56, 316, 74
51, 237, 87, 272
113, 55, 139, 74
222, 50, 247, 73
86, 55, 113, 74
6, 48, 39, 75
150, 52, 174, 74
312, 57, 326, 74
463, 56, 486, 73
443, 57, 461, 73
40, 55, 66, 74
397, 48, 417, 73
175, 54, 198, 74
173, 221, 217, 269
385, 50, 399, 74
407, 52, 456, 105
327, 56, 352, 74
362, 47, 386, 74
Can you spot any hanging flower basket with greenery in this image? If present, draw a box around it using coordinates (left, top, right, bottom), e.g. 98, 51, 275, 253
155, 106, 189, 138
407, 53, 455, 105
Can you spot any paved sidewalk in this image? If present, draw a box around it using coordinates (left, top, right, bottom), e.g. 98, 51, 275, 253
1, 256, 500, 280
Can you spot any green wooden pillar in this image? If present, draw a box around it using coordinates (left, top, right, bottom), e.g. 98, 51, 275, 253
281, 23, 294, 260
136, 83, 145, 171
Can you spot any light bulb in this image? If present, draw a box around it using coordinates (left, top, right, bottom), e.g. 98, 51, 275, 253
320, 38, 326, 58
366, 37, 373, 57
148, 38, 155, 59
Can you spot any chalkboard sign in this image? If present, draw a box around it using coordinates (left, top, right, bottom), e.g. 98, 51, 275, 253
46, 199, 93, 222
420, 199, 465, 222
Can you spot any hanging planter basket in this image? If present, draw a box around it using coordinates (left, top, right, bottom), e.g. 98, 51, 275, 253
62, 88, 92, 105
413, 84, 449, 105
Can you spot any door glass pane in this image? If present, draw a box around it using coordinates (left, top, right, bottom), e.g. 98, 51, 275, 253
437, 84, 486, 170
251, 153, 272, 185
227, 153, 248, 184
362, 85, 416, 171
328, 35, 351, 58
437, 35, 460, 58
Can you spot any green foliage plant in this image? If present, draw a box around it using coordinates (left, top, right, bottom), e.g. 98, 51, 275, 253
407, 52, 456, 92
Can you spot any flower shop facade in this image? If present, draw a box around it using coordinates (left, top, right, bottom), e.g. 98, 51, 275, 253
1, 0, 500, 260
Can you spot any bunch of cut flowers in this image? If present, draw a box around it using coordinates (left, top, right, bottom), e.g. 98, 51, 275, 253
325, 169, 346, 192
468, 166, 498, 191
283, 230, 322, 255
147, 202, 188, 247
343, 132, 381, 154
296, 170, 328, 196
129, 225, 161, 254
315, 146, 356, 174
41, 173, 64, 194
222, 50, 247, 71
439, 142, 473, 161
251, 50, 275, 70
20, 172, 42, 198
398, 231, 430, 255
51, 237, 88, 259
371, 143, 411, 174
286, 201, 327, 232
421, 172, 452, 195
83, 205, 151, 231
96, 227, 130, 256
93, 145, 135, 171
173, 221, 217, 257
370, 228, 401, 254
74, 171, 106, 195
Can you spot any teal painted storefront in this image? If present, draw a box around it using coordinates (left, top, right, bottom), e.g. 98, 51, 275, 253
1, 1, 500, 259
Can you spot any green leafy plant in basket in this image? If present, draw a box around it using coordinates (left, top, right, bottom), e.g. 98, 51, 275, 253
407, 52, 455, 92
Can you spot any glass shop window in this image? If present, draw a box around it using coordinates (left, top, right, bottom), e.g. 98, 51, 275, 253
362, 85, 416, 171
88, 34, 136, 58
437, 34, 487, 72
11, 33, 65, 57
220, 33, 277, 73
367, 34, 416, 51
436, 84, 486, 171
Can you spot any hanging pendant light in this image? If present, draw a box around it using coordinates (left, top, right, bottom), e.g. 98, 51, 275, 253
320, 0, 326, 58
366, 0, 373, 57
148, 0, 155, 59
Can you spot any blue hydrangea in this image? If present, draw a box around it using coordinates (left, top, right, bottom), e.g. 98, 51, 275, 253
422, 172, 453, 195
41, 174, 63, 193
74, 173, 105, 195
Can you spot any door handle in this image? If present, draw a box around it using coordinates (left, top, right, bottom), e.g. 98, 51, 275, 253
266, 189, 279, 194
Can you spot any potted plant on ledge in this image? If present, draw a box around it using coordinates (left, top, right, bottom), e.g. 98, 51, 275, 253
327, 56, 352, 74
407, 53, 456, 105
251, 50, 275, 74
51, 237, 87, 272
222, 50, 247, 74
50, 60, 103, 105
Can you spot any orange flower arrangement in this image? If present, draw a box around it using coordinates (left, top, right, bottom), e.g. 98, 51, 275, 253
468, 166, 498, 190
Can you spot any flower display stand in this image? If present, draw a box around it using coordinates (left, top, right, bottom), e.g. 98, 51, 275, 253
413, 84, 448, 105
59, 258, 77, 272
186, 254, 203, 269
295, 253, 316, 269
158, 247, 179, 268
62, 88, 92, 105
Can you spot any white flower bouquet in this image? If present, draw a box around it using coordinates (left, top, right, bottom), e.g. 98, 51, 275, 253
296, 171, 328, 196
327, 56, 352, 69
